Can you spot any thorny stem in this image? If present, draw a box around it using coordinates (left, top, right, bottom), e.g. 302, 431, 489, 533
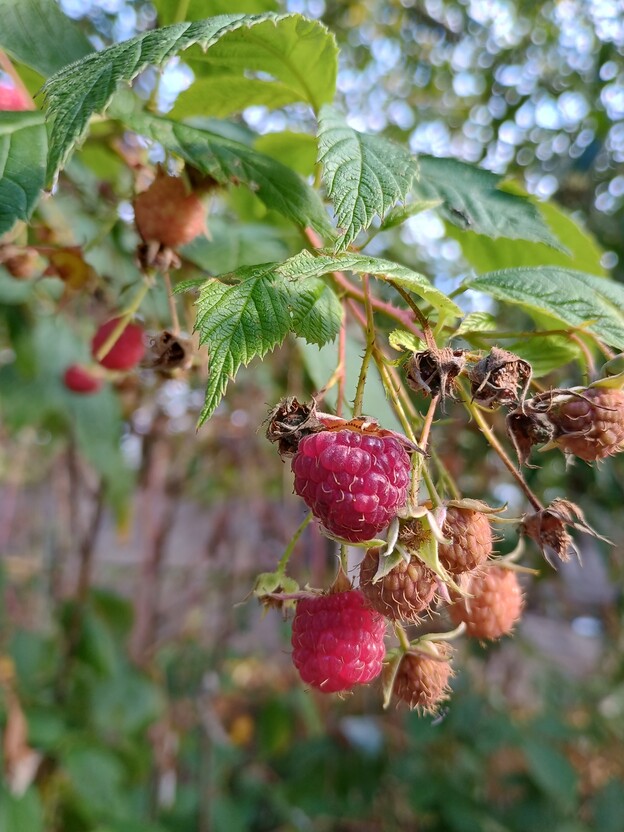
163, 271, 180, 335
339, 544, 349, 575
277, 512, 312, 574
388, 281, 436, 349
95, 280, 150, 362
374, 349, 442, 508
460, 382, 543, 511
303, 228, 425, 341
353, 276, 375, 417
419, 394, 440, 453
336, 305, 347, 416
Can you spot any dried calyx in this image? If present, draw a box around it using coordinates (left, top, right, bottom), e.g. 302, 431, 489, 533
265, 398, 324, 457
405, 347, 467, 401
520, 498, 609, 566
469, 347, 532, 409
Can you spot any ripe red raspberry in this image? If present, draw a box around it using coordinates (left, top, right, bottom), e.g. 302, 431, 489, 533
92, 317, 146, 371
439, 506, 493, 575
291, 590, 386, 693
386, 644, 453, 713
359, 547, 437, 622
0, 82, 30, 111
448, 566, 523, 640
291, 429, 410, 542
549, 387, 624, 461
134, 171, 206, 249
63, 364, 103, 394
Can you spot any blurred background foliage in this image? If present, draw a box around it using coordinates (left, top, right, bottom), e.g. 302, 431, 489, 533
1, 0, 624, 830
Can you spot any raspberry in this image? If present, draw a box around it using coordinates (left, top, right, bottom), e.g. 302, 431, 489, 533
134, 171, 206, 249
439, 506, 493, 575
0, 82, 30, 111
549, 387, 624, 462
291, 590, 386, 693
359, 547, 437, 622
63, 364, 102, 394
387, 644, 453, 713
92, 317, 146, 371
291, 429, 411, 542
448, 566, 523, 640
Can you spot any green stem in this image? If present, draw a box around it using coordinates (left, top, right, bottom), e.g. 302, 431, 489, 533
394, 622, 411, 652
352, 276, 375, 417
95, 281, 150, 363
460, 381, 543, 511
277, 512, 312, 574
173, 0, 190, 22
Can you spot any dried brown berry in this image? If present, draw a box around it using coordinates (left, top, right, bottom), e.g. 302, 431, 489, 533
469, 347, 532, 409
448, 566, 523, 640
359, 547, 437, 623
405, 347, 466, 400
548, 387, 624, 461
438, 506, 493, 575
520, 498, 607, 565
387, 644, 453, 713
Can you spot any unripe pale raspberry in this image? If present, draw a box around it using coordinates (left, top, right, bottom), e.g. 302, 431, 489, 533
92, 317, 146, 371
291, 590, 386, 693
134, 171, 206, 249
63, 364, 102, 394
291, 429, 410, 542
359, 547, 437, 622
448, 567, 523, 640
439, 507, 493, 575
0, 82, 30, 111
386, 644, 453, 713
550, 387, 624, 461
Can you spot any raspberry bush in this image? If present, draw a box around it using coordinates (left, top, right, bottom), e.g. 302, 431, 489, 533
1, 1, 624, 827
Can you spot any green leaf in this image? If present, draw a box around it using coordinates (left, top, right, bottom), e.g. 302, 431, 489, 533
42, 13, 334, 182
286, 277, 343, 345
0, 0, 93, 78
414, 155, 565, 249
469, 267, 624, 349
380, 198, 442, 230
507, 334, 582, 377
191, 264, 340, 424
388, 329, 424, 352
122, 110, 332, 237
317, 105, 419, 250
173, 16, 337, 118
454, 311, 497, 338
0, 111, 47, 235
448, 197, 606, 275
522, 739, 578, 811
154, 0, 278, 25
255, 131, 318, 176
0, 787, 44, 832
181, 218, 294, 274
277, 249, 462, 317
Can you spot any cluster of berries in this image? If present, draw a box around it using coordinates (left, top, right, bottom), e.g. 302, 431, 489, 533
59, 169, 207, 395
266, 399, 524, 712
265, 341, 624, 712
63, 317, 146, 394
